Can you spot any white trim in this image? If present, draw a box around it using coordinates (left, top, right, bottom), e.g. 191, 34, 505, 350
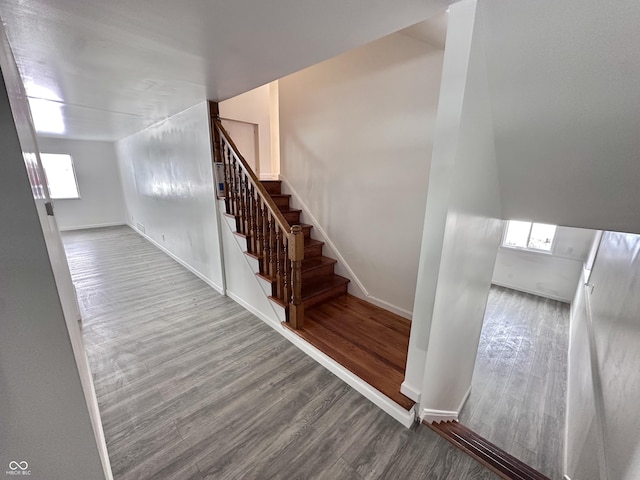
564, 476, 572, 480
420, 408, 458, 424
58, 221, 126, 232
259, 173, 280, 181
457, 384, 472, 414
279, 177, 412, 319
400, 381, 421, 402
491, 280, 571, 303
129, 223, 225, 295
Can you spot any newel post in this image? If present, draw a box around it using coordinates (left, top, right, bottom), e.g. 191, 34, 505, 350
209, 101, 228, 208
289, 225, 305, 329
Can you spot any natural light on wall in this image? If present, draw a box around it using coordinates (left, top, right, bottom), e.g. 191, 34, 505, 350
503, 220, 557, 252
25, 82, 66, 135
40, 154, 80, 199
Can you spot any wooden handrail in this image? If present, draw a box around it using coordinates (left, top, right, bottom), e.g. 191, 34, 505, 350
213, 119, 292, 235
211, 112, 305, 328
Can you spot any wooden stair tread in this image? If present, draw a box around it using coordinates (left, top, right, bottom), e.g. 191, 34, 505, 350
428, 421, 551, 480
302, 256, 337, 271
304, 238, 324, 247
256, 256, 337, 285
301, 275, 349, 300
278, 207, 302, 214
306, 297, 409, 373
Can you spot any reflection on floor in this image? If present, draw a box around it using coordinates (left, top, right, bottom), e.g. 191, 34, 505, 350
63, 226, 499, 480
459, 286, 569, 480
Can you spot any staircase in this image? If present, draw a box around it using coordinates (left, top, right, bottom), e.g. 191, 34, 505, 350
211, 111, 349, 328
258, 180, 349, 311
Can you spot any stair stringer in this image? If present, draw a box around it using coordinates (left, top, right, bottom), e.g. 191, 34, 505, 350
218, 199, 286, 325
217, 199, 416, 427
279, 177, 412, 319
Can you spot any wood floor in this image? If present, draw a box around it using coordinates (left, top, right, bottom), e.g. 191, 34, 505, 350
62, 226, 498, 480
288, 295, 414, 409
459, 286, 569, 480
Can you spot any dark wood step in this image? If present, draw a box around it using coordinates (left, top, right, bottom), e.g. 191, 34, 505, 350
302, 256, 337, 281
270, 194, 291, 209
302, 275, 349, 309
279, 207, 301, 224
428, 421, 551, 480
258, 255, 337, 288
260, 180, 281, 195
299, 223, 313, 238
304, 238, 324, 258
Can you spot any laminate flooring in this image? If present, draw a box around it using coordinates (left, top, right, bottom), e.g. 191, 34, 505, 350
62, 226, 498, 480
459, 286, 569, 480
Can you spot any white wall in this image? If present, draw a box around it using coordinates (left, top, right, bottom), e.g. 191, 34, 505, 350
566, 231, 640, 480
37, 137, 126, 230
219, 83, 277, 177
278, 28, 445, 317
480, 0, 640, 234
492, 226, 596, 302
116, 101, 224, 292
0, 28, 107, 480
403, 0, 504, 414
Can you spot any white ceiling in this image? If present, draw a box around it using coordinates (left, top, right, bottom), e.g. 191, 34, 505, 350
0, 0, 450, 141
480, 0, 640, 233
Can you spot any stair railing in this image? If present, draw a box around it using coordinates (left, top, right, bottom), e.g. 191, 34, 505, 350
211, 117, 305, 328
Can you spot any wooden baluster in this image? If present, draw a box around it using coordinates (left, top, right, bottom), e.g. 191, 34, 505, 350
218, 128, 230, 212
253, 190, 262, 262
222, 143, 230, 214
275, 226, 283, 300
238, 171, 247, 235
289, 226, 305, 329
268, 216, 275, 279
243, 172, 251, 238
283, 237, 291, 306
228, 146, 237, 216
262, 203, 270, 276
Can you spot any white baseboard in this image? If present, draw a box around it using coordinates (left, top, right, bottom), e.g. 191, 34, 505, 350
129, 223, 225, 295
59, 221, 126, 232
400, 381, 421, 402
457, 385, 472, 414
279, 177, 412, 320
420, 408, 458, 424
419, 385, 471, 424
491, 281, 571, 303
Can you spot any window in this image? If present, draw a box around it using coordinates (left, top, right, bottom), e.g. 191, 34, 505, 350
40, 153, 80, 199
503, 220, 557, 252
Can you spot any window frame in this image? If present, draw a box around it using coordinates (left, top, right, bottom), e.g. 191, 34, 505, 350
40, 153, 81, 200
501, 220, 557, 254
